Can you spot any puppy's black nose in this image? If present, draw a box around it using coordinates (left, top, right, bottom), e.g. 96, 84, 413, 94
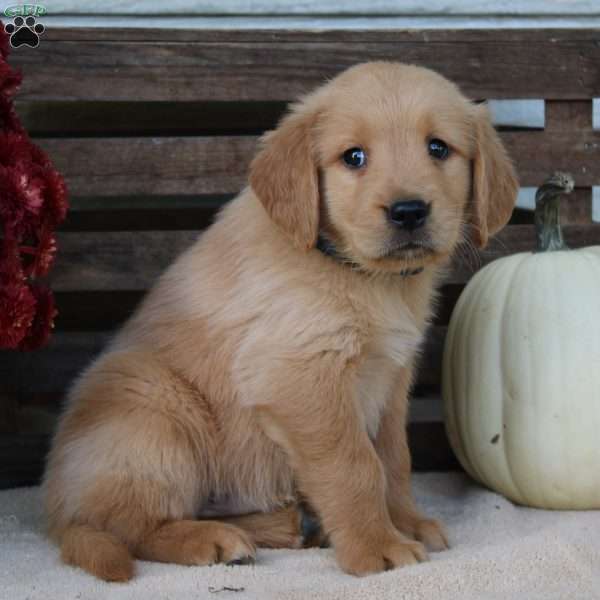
388, 199, 430, 231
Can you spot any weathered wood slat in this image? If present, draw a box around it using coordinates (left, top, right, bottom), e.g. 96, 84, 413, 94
60, 206, 222, 232
54, 291, 143, 330
501, 130, 600, 188
17, 100, 287, 137
545, 100, 594, 224
37, 130, 600, 198
49, 225, 600, 292
60, 203, 542, 233
545, 99, 594, 132
38, 137, 255, 197
51, 231, 198, 291
10, 29, 600, 101
17, 100, 537, 138
558, 188, 592, 225
59, 195, 228, 232
0, 333, 112, 397
59, 201, 587, 233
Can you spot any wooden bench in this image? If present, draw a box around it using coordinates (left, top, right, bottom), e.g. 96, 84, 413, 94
2, 27, 600, 488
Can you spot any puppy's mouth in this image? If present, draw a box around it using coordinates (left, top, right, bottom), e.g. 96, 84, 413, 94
379, 240, 435, 260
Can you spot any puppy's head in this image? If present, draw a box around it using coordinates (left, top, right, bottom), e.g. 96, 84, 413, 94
250, 62, 518, 274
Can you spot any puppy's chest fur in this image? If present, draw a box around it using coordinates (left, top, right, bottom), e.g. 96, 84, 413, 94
354, 300, 425, 439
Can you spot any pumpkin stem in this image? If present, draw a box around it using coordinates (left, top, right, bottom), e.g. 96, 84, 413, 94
535, 172, 575, 252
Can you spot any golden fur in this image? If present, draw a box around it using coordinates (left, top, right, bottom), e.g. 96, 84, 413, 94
43, 62, 518, 581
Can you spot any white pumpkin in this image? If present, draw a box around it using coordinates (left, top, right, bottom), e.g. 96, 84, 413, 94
443, 173, 600, 509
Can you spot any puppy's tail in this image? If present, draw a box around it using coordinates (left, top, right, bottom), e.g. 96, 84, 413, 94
60, 524, 134, 582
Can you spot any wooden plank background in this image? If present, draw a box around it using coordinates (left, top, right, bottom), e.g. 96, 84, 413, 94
45, 225, 600, 292
2, 28, 599, 485
33, 131, 600, 196
12, 29, 600, 101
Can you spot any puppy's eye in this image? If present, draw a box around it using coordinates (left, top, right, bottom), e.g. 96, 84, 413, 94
342, 147, 366, 169
428, 138, 450, 160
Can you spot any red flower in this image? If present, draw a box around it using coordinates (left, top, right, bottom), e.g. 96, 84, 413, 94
21, 227, 57, 278
0, 96, 24, 132
41, 165, 68, 226
0, 162, 45, 236
0, 131, 37, 165
0, 60, 21, 100
0, 23, 68, 351
0, 279, 36, 348
19, 285, 57, 351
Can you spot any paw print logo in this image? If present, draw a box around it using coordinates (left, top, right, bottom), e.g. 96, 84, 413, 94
5, 16, 45, 48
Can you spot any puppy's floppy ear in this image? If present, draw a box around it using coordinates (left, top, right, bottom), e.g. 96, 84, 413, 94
468, 103, 519, 248
249, 104, 320, 251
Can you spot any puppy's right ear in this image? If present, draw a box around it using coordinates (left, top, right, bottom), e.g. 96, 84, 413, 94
468, 103, 519, 248
249, 104, 320, 251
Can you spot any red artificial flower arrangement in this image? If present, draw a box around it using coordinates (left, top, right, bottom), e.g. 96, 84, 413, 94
0, 24, 68, 350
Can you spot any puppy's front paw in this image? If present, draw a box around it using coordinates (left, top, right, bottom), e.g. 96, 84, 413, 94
392, 512, 449, 552
413, 518, 449, 552
336, 529, 428, 576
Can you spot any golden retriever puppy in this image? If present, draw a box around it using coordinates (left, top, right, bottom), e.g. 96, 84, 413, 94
43, 62, 518, 581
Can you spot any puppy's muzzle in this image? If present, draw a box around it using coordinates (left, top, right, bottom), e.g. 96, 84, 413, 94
388, 199, 430, 231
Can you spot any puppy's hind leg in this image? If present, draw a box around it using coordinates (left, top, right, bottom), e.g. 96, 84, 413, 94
45, 350, 255, 580
220, 504, 303, 549
135, 520, 256, 567
220, 502, 329, 550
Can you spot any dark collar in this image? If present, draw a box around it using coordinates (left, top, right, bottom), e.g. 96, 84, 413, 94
315, 234, 424, 277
